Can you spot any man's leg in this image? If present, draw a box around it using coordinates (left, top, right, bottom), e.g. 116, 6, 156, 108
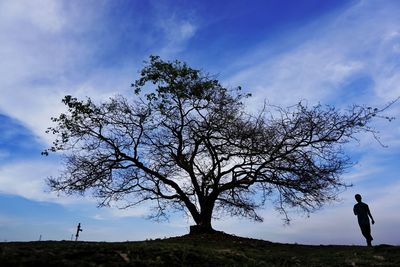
360, 224, 372, 246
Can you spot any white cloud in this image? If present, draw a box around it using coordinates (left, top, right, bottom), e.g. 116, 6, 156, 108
179, 21, 196, 40
375, 73, 400, 101
149, 1, 198, 57
161, 17, 197, 44
92, 205, 150, 220
0, 160, 96, 205
228, 1, 400, 108
0, 161, 53, 201
158, 18, 197, 56
0, 0, 66, 33
0, 1, 130, 146
0, 1, 82, 145
0, 0, 198, 147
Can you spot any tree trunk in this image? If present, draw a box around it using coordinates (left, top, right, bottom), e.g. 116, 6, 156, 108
189, 202, 216, 235
189, 224, 216, 234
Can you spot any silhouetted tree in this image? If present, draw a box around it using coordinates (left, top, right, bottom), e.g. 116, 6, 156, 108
43, 56, 394, 234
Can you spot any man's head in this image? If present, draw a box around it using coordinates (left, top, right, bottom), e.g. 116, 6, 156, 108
355, 194, 362, 203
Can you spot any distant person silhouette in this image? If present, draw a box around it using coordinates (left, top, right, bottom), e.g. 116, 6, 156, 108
353, 194, 375, 246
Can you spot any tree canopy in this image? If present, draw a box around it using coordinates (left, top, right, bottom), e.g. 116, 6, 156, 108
44, 55, 394, 233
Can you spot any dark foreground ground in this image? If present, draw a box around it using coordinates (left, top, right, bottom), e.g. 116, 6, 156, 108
1, 232, 399, 266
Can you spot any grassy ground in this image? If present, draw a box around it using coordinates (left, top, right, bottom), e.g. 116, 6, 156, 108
0, 232, 399, 266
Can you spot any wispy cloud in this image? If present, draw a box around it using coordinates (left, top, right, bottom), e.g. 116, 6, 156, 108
0, 160, 96, 206
228, 1, 400, 108
0, 0, 88, 144
0, 161, 54, 201
0, 0, 66, 33
0, 0, 199, 147
92, 205, 150, 220
149, 2, 198, 57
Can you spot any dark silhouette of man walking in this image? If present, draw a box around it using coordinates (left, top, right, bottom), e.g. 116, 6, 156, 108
353, 194, 375, 246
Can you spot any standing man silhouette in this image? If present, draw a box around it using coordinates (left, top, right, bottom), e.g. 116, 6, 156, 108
353, 194, 375, 246
75, 223, 83, 241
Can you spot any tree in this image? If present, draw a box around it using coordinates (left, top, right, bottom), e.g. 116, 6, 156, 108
43, 56, 394, 234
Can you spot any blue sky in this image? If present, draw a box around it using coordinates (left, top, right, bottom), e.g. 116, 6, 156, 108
1, 0, 400, 245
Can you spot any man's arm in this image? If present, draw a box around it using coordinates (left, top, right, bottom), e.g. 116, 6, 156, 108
353, 205, 357, 215
367, 205, 375, 224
